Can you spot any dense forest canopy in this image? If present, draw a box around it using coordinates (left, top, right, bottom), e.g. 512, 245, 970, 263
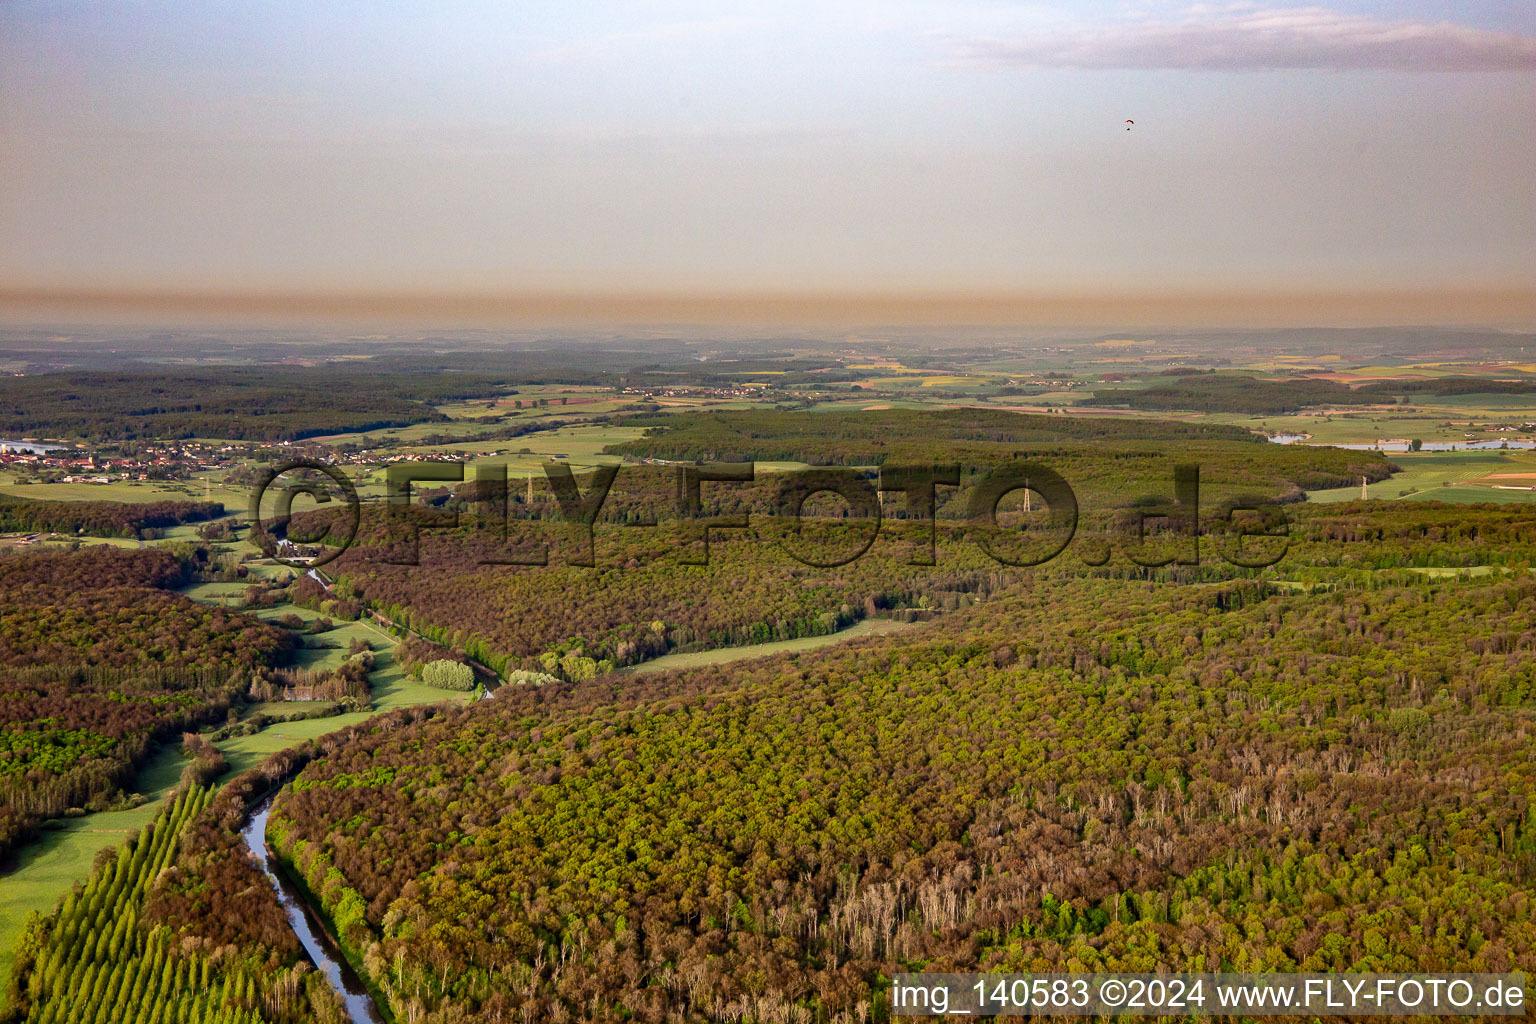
1354, 377, 1536, 398
1083, 376, 1357, 414
0, 358, 913, 442
266, 519, 1536, 1021
0, 547, 291, 862
606, 407, 1262, 464
330, 522, 1011, 677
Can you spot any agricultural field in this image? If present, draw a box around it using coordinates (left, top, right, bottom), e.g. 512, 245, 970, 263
433, 384, 629, 419
1305, 450, 1536, 504
1206, 409, 1536, 446
397, 422, 647, 465
0, 476, 236, 505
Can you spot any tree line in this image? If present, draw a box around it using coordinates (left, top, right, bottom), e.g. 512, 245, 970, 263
0, 496, 225, 539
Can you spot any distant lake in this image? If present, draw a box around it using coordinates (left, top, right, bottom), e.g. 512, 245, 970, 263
0, 439, 67, 455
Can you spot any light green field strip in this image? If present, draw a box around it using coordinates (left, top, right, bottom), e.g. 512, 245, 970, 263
398, 424, 646, 464
0, 476, 247, 505
1305, 451, 1536, 504
623, 617, 920, 676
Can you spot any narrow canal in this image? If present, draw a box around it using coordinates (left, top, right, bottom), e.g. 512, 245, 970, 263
241, 798, 388, 1024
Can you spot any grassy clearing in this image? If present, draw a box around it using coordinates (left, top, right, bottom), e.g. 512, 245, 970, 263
0, 470, 253, 510
1208, 413, 1453, 444
306, 388, 628, 447
1306, 482, 1536, 504
803, 398, 943, 413
180, 584, 468, 716
243, 700, 340, 718
180, 580, 257, 605
751, 461, 812, 474
0, 534, 142, 550
1305, 450, 1536, 504
153, 523, 209, 543
858, 374, 984, 390
1196, 397, 1536, 446
302, 418, 512, 446
185, 584, 403, 675
311, 425, 646, 468
435, 387, 626, 420
1403, 566, 1503, 578
1408, 485, 1536, 505
428, 424, 647, 467
624, 617, 920, 676
218, 658, 466, 775
0, 479, 221, 504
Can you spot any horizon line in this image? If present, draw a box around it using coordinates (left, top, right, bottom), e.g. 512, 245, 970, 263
2, 285, 1533, 330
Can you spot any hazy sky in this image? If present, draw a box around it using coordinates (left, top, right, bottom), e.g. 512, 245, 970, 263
2, 1, 1533, 320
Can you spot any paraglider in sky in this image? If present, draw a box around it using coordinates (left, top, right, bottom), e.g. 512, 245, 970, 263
1125, 120, 1134, 130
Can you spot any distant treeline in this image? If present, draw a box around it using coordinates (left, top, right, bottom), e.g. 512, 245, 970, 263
607, 407, 1261, 464
0, 357, 897, 442
0, 368, 509, 441
0, 494, 224, 538
1355, 377, 1536, 397
1084, 374, 1536, 414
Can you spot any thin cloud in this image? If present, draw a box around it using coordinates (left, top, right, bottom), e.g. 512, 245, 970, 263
948, 5, 1536, 72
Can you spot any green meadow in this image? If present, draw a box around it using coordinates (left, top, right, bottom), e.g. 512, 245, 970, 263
624, 617, 920, 676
